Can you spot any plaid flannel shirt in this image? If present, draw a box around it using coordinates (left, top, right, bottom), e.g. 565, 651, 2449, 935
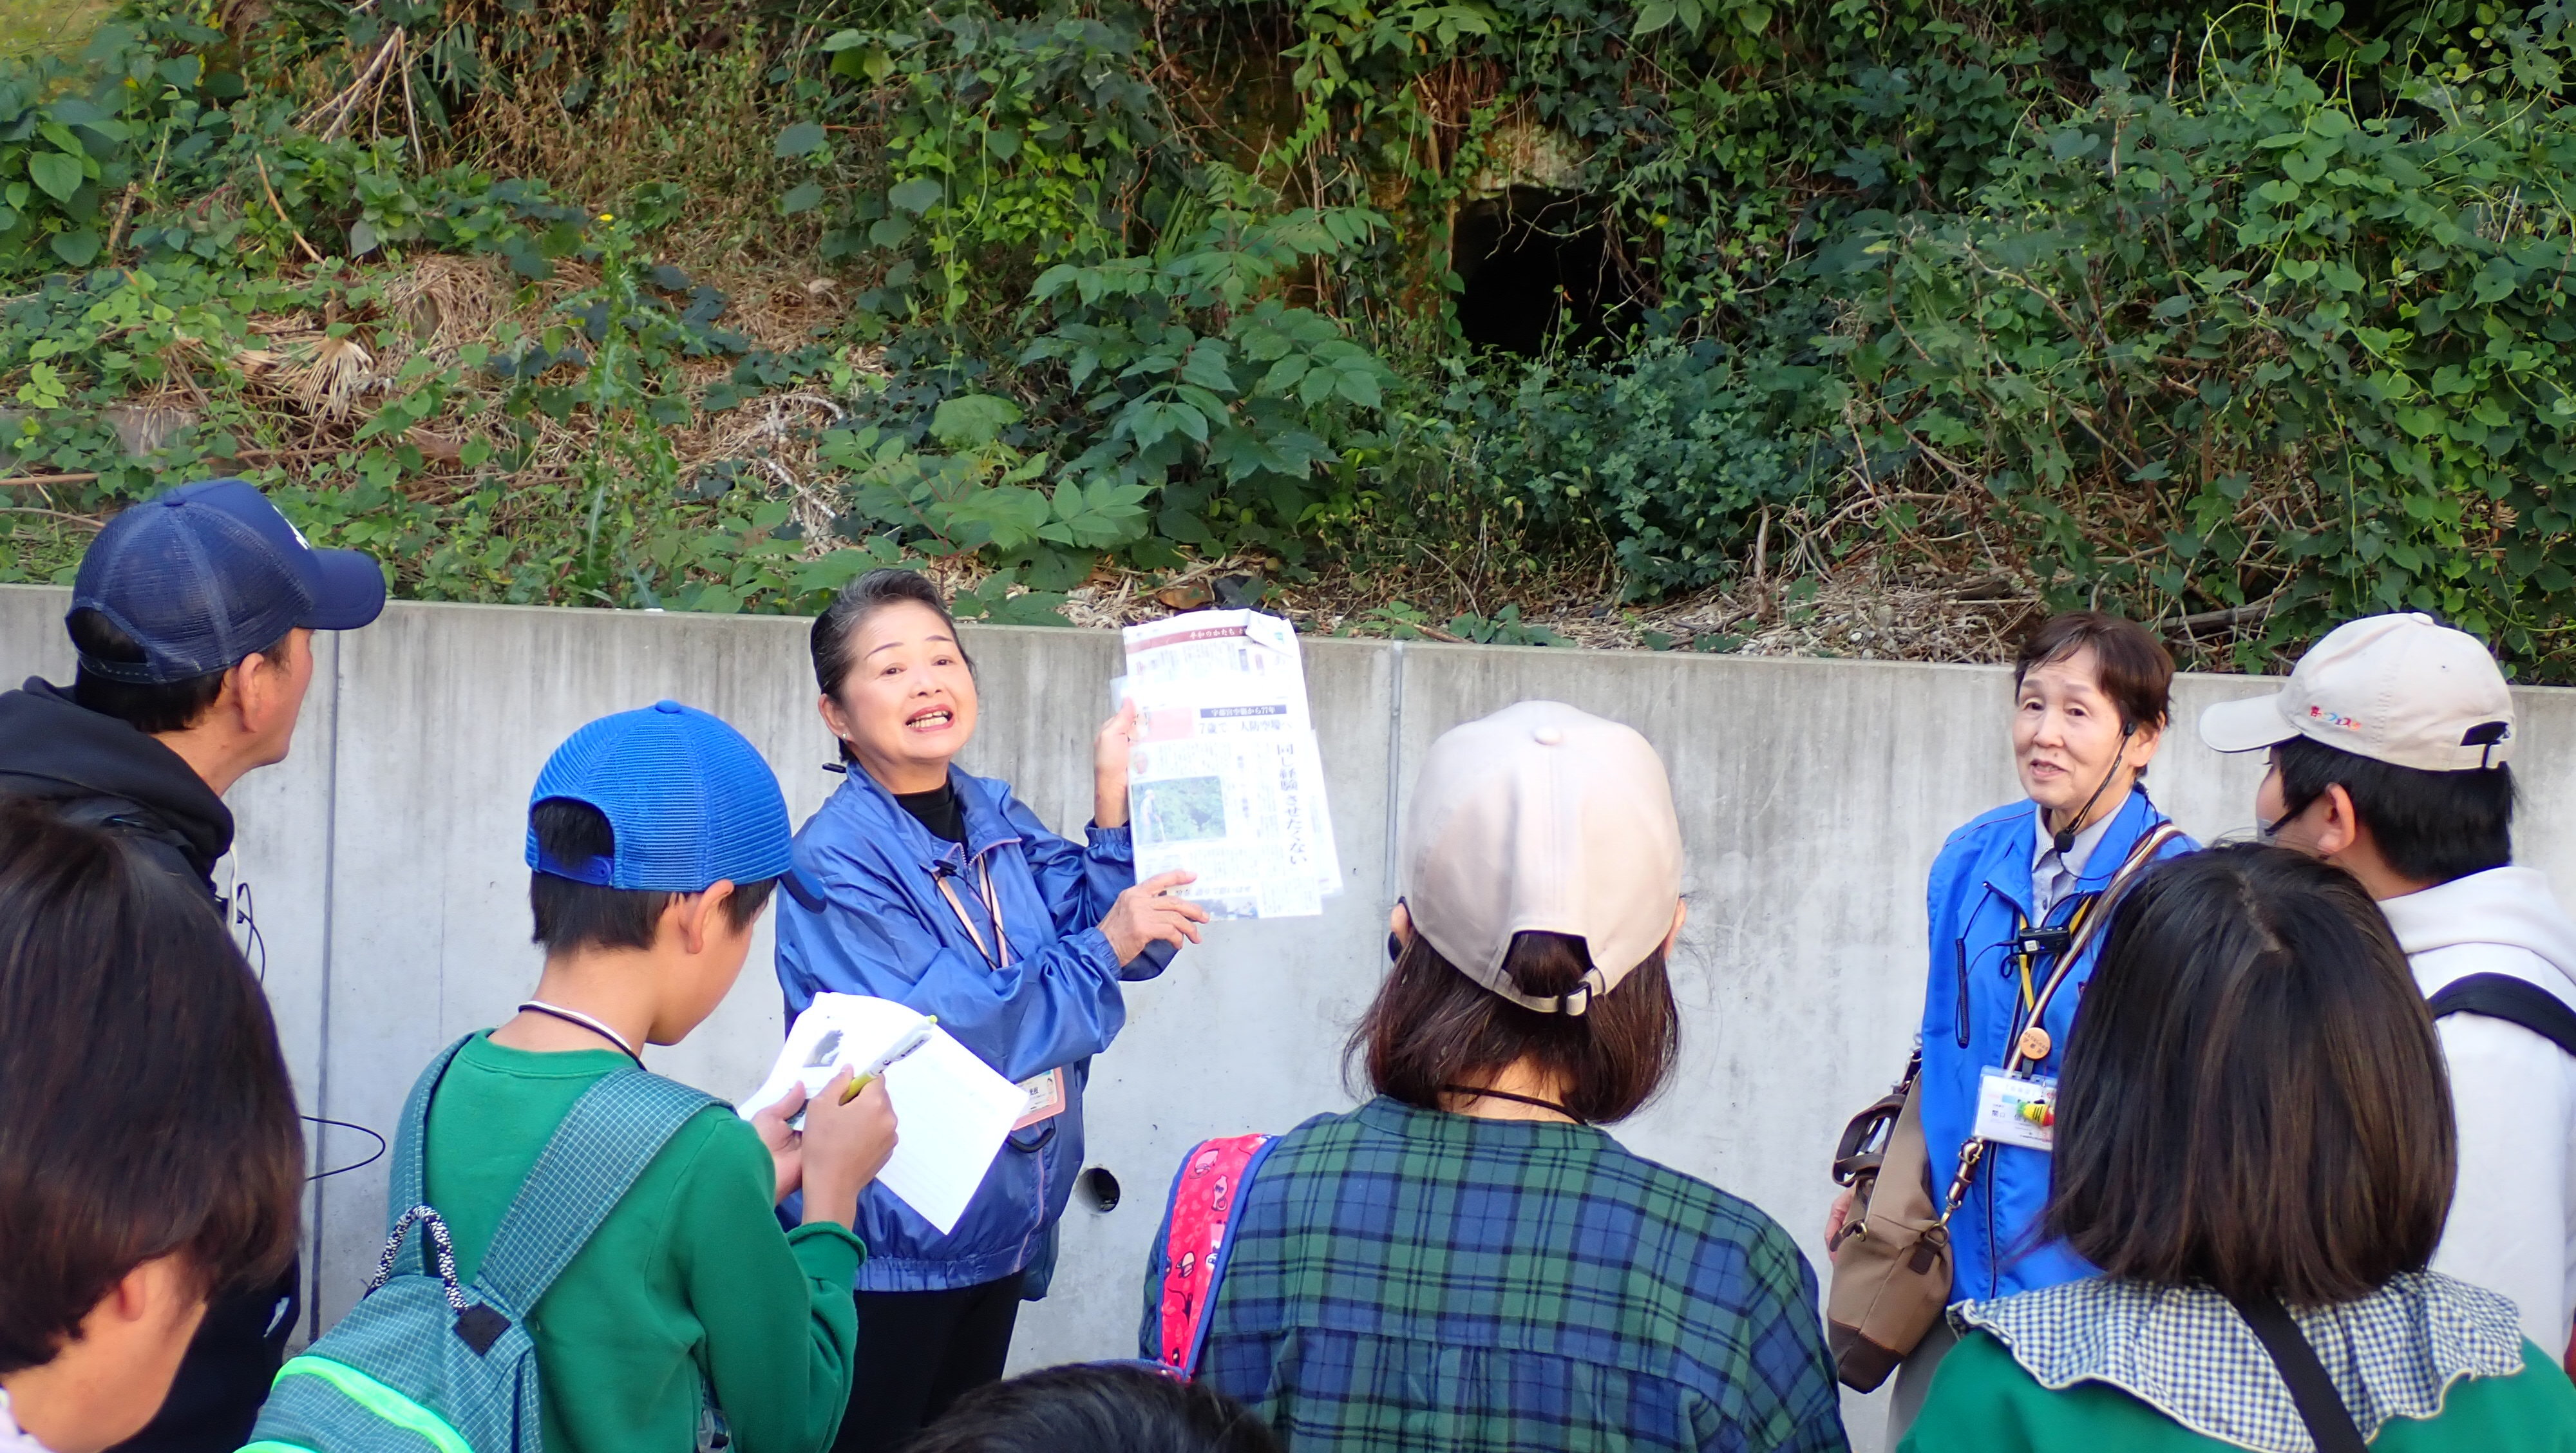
1140, 1097, 1849, 1453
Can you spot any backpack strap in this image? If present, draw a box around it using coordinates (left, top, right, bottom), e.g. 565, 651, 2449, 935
468, 1068, 721, 1319
388, 1036, 478, 1234
1153, 1133, 1278, 1379
2429, 973, 2576, 1059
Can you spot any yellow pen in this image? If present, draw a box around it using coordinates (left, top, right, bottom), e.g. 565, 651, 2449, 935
840, 1016, 937, 1104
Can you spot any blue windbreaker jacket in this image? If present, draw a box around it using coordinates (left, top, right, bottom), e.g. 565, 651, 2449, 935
1916, 788, 2197, 1302
775, 764, 1174, 1293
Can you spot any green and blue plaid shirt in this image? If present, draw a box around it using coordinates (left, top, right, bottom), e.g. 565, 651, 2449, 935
1141, 1097, 1848, 1452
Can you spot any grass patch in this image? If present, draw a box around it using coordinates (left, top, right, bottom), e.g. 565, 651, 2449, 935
0, 0, 109, 60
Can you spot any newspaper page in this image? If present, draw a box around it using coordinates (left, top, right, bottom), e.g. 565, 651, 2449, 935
1119, 610, 1341, 920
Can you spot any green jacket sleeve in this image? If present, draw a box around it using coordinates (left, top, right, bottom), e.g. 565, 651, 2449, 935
1897, 1331, 2045, 1453
671, 1114, 864, 1453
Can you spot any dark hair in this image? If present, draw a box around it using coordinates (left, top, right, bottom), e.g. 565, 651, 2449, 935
527, 799, 777, 955
813, 568, 973, 699
0, 798, 303, 1374
2047, 844, 2454, 1307
1352, 930, 1679, 1125
68, 607, 291, 736
2012, 611, 2175, 734
902, 1363, 1280, 1453
2271, 735, 2514, 886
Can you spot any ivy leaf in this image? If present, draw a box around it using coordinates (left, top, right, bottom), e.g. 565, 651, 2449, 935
889, 178, 943, 214
27, 151, 81, 203
781, 182, 825, 215
49, 227, 100, 266
1632, 0, 1677, 33
774, 121, 827, 158
820, 28, 865, 50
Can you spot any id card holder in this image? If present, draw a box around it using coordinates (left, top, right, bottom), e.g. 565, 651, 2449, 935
1973, 1067, 2057, 1152
1012, 1067, 1066, 1132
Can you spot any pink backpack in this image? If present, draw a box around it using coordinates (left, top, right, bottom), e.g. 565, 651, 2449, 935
1150, 1133, 1279, 1377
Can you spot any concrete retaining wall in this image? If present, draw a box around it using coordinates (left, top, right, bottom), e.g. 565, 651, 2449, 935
8, 584, 2574, 1448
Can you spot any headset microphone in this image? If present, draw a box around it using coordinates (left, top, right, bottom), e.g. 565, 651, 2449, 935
2051, 720, 2137, 856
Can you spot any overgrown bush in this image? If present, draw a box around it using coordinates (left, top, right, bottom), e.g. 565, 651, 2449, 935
7, 0, 2576, 676
1837, 36, 2576, 667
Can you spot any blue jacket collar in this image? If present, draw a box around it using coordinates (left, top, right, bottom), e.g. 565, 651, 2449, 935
1984, 786, 2166, 916
835, 763, 1025, 871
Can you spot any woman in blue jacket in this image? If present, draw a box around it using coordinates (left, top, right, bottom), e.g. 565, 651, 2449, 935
776, 568, 1209, 1453
1852, 611, 2196, 1437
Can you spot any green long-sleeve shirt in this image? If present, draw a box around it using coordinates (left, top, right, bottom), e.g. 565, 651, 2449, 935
1901, 1327, 2576, 1451
422, 1032, 862, 1453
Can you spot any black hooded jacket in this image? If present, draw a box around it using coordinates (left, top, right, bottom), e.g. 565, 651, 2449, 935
0, 676, 233, 893
0, 678, 297, 1453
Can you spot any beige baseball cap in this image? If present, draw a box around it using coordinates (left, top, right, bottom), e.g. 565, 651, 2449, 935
1400, 700, 1683, 1016
2199, 613, 2515, 772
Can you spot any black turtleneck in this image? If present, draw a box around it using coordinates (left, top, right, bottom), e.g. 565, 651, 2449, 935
895, 780, 965, 844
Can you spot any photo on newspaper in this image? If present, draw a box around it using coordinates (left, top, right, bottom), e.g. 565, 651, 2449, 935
1117, 609, 1341, 920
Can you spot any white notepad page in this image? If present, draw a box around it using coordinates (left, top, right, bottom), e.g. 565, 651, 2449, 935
739, 993, 1025, 1236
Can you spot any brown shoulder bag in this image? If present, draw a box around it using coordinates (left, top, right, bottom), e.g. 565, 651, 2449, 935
1821, 821, 2181, 1391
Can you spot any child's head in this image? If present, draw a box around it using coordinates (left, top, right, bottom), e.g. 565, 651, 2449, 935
0, 799, 302, 1453
524, 701, 791, 1042
902, 1363, 1279, 1453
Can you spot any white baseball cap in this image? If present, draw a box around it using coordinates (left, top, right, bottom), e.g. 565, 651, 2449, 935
2199, 613, 2515, 772
1400, 701, 1683, 1015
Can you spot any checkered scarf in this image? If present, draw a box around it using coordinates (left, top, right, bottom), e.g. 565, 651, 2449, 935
1951, 1271, 2528, 1452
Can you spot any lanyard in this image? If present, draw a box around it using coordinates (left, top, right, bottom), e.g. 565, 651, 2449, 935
934, 856, 1012, 971
2011, 892, 2101, 1020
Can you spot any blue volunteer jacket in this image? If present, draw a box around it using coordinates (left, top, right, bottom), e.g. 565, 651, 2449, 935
775, 764, 1173, 1293
1917, 787, 2196, 1302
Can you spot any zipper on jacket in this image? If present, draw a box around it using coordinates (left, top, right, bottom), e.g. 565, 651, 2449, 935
1954, 938, 1971, 1047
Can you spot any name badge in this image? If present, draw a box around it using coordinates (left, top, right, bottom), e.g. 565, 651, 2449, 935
1011, 1067, 1066, 1131
1973, 1067, 2058, 1152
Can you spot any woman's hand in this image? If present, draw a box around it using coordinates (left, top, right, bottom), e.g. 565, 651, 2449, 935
752, 1083, 810, 1205
1094, 699, 1139, 827
1824, 1186, 1858, 1262
1100, 869, 1209, 962
800, 1068, 898, 1231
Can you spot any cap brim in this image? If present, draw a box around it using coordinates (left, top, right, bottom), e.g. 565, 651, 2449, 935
2199, 692, 2298, 754
299, 548, 387, 630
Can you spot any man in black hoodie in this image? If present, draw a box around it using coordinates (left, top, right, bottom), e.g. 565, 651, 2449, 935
0, 478, 385, 1453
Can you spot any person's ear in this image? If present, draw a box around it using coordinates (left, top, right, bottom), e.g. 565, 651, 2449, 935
205, 656, 262, 734
672, 881, 738, 956
227, 636, 301, 735
818, 691, 855, 746
1387, 898, 1414, 954
2313, 783, 2363, 859
2124, 718, 2164, 770
110, 1252, 201, 1333
1661, 898, 1688, 957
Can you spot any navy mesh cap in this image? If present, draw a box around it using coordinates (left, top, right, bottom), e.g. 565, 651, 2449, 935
526, 701, 793, 891
71, 479, 388, 683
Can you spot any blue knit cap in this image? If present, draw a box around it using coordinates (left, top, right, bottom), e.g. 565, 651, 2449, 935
526, 701, 791, 891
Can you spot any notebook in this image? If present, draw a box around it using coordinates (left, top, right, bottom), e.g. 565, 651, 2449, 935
739, 993, 1025, 1235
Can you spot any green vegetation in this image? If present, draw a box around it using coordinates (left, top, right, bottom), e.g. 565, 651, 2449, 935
6, 1, 2576, 674
0, 0, 111, 61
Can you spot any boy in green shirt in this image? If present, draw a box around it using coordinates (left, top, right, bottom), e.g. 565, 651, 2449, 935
421, 700, 898, 1453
